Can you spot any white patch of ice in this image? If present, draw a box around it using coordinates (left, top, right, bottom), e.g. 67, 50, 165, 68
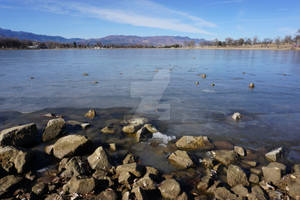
152, 132, 176, 144
202, 89, 215, 93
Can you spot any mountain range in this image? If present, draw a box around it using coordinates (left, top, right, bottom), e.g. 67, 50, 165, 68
0, 27, 206, 46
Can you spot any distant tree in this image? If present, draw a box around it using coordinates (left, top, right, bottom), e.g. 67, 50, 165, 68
284, 35, 293, 44
275, 37, 281, 48
237, 38, 245, 46
225, 37, 233, 46
73, 42, 77, 48
245, 38, 252, 45
213, 38, 219, 46
253, 36, 258, 45
295, 29, 300, 47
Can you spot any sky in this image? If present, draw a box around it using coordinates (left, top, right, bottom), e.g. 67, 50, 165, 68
0, 0, 299, 40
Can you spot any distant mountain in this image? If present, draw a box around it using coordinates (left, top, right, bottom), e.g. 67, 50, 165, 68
0, 27, 207, 46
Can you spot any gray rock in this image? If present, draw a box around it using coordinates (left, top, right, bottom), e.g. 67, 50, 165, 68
168, 150, 194, 169
122, 125, 136, 134
249, 185, 266, 200
234, 146, 245, 157
53, 135, 90, 159
133, 176, 156, 190
159, 179, 181, 199
97, 188, 117, 200
88, 146, 111, 171
265, 147, 282, 162
294, 164, 300, 175
262, 165, 282, 184
0, 146, 31, 173
63, 176, 95, 194
132, 186, 147, 200
0, 123, 37, 147
42, 118, 66, 142
249, 173, 260, 184
175, 136, 214, 150
0, 175, 23, 196
197, 176, 212, 191
213, 187, 237, 200
231, 184, 249, 197
60, 156, 91, 178
32, 182, 47, 196
227, 164, 249, 187
212, 150, 237, 166
116, 163, 142, 177
101, 126, 116, 134
123, 153, 136, 164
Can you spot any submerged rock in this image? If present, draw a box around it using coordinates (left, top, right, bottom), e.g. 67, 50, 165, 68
85, 109, 96, 119
88, 146, 111, 171
159, 179, 181, 199
0, 175, 23, 196
101, 126, 116, 134
168, 150, 194, 169
53, 135, 90, 159
63, 176, 95, 194
175, 136, 214, 150
227, 164, 249, 187
42, 118, 66, 142
122, 125, 136, 134
212, 150, 237, 166
265, 147, 282, 162
0, 123, 37, 147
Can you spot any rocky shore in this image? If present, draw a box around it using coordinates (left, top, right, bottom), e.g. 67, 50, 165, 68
0, 109, 299, 200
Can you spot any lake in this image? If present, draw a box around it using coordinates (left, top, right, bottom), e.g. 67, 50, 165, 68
1, 49, 300, 163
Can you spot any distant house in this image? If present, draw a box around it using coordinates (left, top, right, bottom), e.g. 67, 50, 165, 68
27, 45, 39, 49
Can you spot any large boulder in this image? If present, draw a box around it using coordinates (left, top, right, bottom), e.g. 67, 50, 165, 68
175, 136, 214, 150
42, 118, 66, 142
88, 146, 111, 171
227, 164, 249, 187
0, 123, 37, 147
63, 176, 95, 194
212, 150, 237, 166
116, 162, 142, 177
53, 135, 90, 159
262, 162, 286, 184
0, 175, 23, 196
0, 146, 31, 173
159, 179, 181, 199
168, 150, 194, 169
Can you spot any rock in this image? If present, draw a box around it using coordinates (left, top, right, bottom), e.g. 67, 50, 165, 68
44, 113, 56, 118
45, 193, 63, 200
232, 112, 242, 121
227, 164, 249, 187
176, 192, 188, 200
242, 160, 257, 167
126, 117, 148, 127
267, 162, 286, 172
197, 176, 212, 191
249, 82, 255, 88
259, 180, 275, 191
25, 171, 36, 181
211, 83, 215, 87
159, 179, 181, 199
267, 190, 283, 200
249, 174, 260, 184
0, 146, 31, 173
144, 166, 159, 178
212, 150, 237, 166
85, 109, 96, 119
0, 123, 37, 147
101, 126, 116, 134
175, 136, 214, 150
45, 144, 54, 155
0, 175, 23, 196
213, 187, 237, 200
294, 164, 300, 174
63, 176, 95, 194
116, 163, 142, 177
122, 191, 131, 200
42, 118, 66, 142
202, 74, 207, 79
200, 157, 214, 169
135, 127, 152, 142
82, 73, 89, 76
234, 146, 245, 157
88, 146, 111, 171
92, 169, 108, 180
109, 143, 117, 152
279, 174, 300, 199
168, 150, 194, 169
195, 81, 199, 85
133, 176, 156, 190
231, 184, 249, 197
207, 180, 221, 193
250, 168, 262, 175
265, 147, 282, 162
249, 185, 266, 200
97, 188, 117, 200
81, 123, 91, 130
60, 156, 91, 178
132, 186, 147, 200
262, 164, 282, 184
143, 124, 158, 133
53, 135, 90, 159
32, 182, 47, 196
123, 153, 136, 164
122, 125, 136, 134
118, 171, 133, 187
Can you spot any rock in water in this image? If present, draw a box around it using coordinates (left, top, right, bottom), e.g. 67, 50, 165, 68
234, 146, 245, 157
122, 125, 136, 134
159, 179, 181, 199
0, 175, 23, 196
227, 164, 249, 187
232, 112, 242, 121
168, 150, 194, 169
212, 150, 237, 166
85, 109, 96, 119
42, 118, 66, 142
202, 74, 207, 79
214, 187, 238, 200
53, 135, 90, 159
249, 82, 255, 88
265, 147, 282, 162
63, 176, 95, 194
88, 146, 111, 171
116, 162, 142, 177
0, 146, 31, 173
0, 123, 37, 147
175, 136, 214, 150
135, 127, 152, 142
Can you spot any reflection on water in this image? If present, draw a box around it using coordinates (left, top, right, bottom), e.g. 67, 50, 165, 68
0, 49, 300, 162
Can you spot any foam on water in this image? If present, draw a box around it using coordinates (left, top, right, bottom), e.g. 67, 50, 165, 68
152, 132, 176, 144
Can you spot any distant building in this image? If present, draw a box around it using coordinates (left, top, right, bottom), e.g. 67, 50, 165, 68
27, 45, 39, 49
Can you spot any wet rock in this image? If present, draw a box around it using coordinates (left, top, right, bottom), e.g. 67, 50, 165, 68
265, 147, 282, 162
249, 173, 260, 184
232, 112, 242, 121
231, 184, 249, 197
249, 82, 255, 88
132, 186, 147, 200
63, 176, 95, 194
53, 135, 90, 159
101, 126, 116, 134
195, 81, 199, 85
213, 187, 237, 200
109, 143, 117, 152
32, 182, 47, 196
88, 146, 111, 171
133, 176, 156, 190
262, 164, 282, 184
85, 109, 96, 119
122, 125, 136, 134
143, 124, 158, 133
82, 73, 89, 76
227, 164, 249, 187
168, 150, 194, 169
144, 166, 159, 178
159, 179, 181, 199
126, 117, 148, 127
45, 144, 54, 155
45, 193, 63, 200
135, 127, 152, 142
234, 146, 245, 157
123, 153, 136, 164
0, 123, 37, 147
0, 146, 31, 173
212, 150, 237, 166
60, 156, 91, 178
211, 83, 215, 87
43, 118, 66, 142
0, 175, 23, 196
81, 123, 91, 130
97, 188, 118, 200
175, 136, 214, 150
202, 74, 207, 79
116, 163, 142, 177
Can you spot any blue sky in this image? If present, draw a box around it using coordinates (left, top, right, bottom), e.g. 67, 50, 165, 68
0, 0, 299, 40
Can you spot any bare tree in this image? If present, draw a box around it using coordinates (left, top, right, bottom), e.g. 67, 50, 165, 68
275, 37, 281, 48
